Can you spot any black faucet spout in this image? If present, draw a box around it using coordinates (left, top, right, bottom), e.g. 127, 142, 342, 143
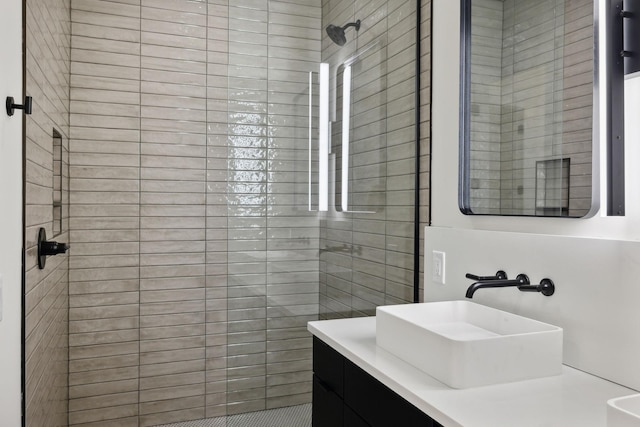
465, 274, 530, 298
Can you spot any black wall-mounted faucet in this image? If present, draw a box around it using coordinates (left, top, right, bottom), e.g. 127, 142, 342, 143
464, 272, 555, 298
465, 273, 530, 298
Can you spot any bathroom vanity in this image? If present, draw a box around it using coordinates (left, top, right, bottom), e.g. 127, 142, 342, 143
313, 335, 442, 427
308, 316, 638, 427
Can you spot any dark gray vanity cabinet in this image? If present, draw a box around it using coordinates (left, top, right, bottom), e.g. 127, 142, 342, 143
313, 337, 444, 427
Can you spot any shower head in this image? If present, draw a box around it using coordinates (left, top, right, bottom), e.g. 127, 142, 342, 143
326, 20, 361, 46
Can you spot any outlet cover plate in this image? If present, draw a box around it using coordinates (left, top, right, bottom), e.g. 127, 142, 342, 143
432, 251, 445, 284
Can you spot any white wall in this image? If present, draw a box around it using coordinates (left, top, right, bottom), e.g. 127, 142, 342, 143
0, 0, 23, 425
428, 0, 640, 391
425, 227, 640, 391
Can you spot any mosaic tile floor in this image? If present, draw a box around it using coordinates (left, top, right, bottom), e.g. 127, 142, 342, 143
156, 404, 312, 427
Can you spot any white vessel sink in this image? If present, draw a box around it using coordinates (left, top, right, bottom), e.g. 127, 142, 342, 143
376, 301, 563, 388
608, 394, 640, 426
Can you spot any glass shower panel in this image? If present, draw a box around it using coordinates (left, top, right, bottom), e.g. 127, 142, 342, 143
225, 0, 322, 413
320, 0, 417, 320
264, 64, 321, 411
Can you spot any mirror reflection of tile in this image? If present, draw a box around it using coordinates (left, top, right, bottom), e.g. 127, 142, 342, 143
466, 0, 593, 217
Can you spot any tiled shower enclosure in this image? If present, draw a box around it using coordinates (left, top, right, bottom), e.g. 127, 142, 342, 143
23, 0, 424, 426
68, 0, 323, 425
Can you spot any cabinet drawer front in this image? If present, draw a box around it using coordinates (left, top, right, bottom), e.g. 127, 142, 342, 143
313, 375, 344, 427
344, 404, 371, 427
344, 359, 434, 427
313, 336, 344, 397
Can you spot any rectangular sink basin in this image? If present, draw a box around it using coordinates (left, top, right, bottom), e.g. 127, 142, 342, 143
376, 301, 563, 388
608, 394, 640, 427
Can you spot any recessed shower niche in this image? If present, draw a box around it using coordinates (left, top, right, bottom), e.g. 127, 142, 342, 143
52, 128, 68, 236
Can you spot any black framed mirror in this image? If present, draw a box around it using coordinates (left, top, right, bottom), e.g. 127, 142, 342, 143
459, 0, 599, 217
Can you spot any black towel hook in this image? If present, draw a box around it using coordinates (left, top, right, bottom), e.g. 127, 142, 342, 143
6, 96, 32, 116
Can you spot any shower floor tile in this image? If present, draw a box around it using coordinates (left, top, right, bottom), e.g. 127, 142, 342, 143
156, 404, 312, 427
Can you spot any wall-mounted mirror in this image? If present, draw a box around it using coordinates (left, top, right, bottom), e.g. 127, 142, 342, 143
459, 0, 598, 217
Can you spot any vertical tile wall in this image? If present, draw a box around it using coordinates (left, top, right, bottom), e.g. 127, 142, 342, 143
139, 1, 208, 425
69, 0, 320, 425
206, 0, 229, 419
319, 0, 418, 319
69, 0, 141, 425
418, 0, 431, 298
383, 0, 418, 306
226, 1, 270, 415
24, 0, 71, 425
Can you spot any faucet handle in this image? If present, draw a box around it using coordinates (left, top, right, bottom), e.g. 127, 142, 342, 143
518, 278, 555, 296
465, 270, 508, 281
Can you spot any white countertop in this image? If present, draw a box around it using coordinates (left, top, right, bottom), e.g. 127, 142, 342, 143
308, 316, 638, 427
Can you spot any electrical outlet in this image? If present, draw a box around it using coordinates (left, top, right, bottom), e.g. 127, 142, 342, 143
432, 251, 445, 284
